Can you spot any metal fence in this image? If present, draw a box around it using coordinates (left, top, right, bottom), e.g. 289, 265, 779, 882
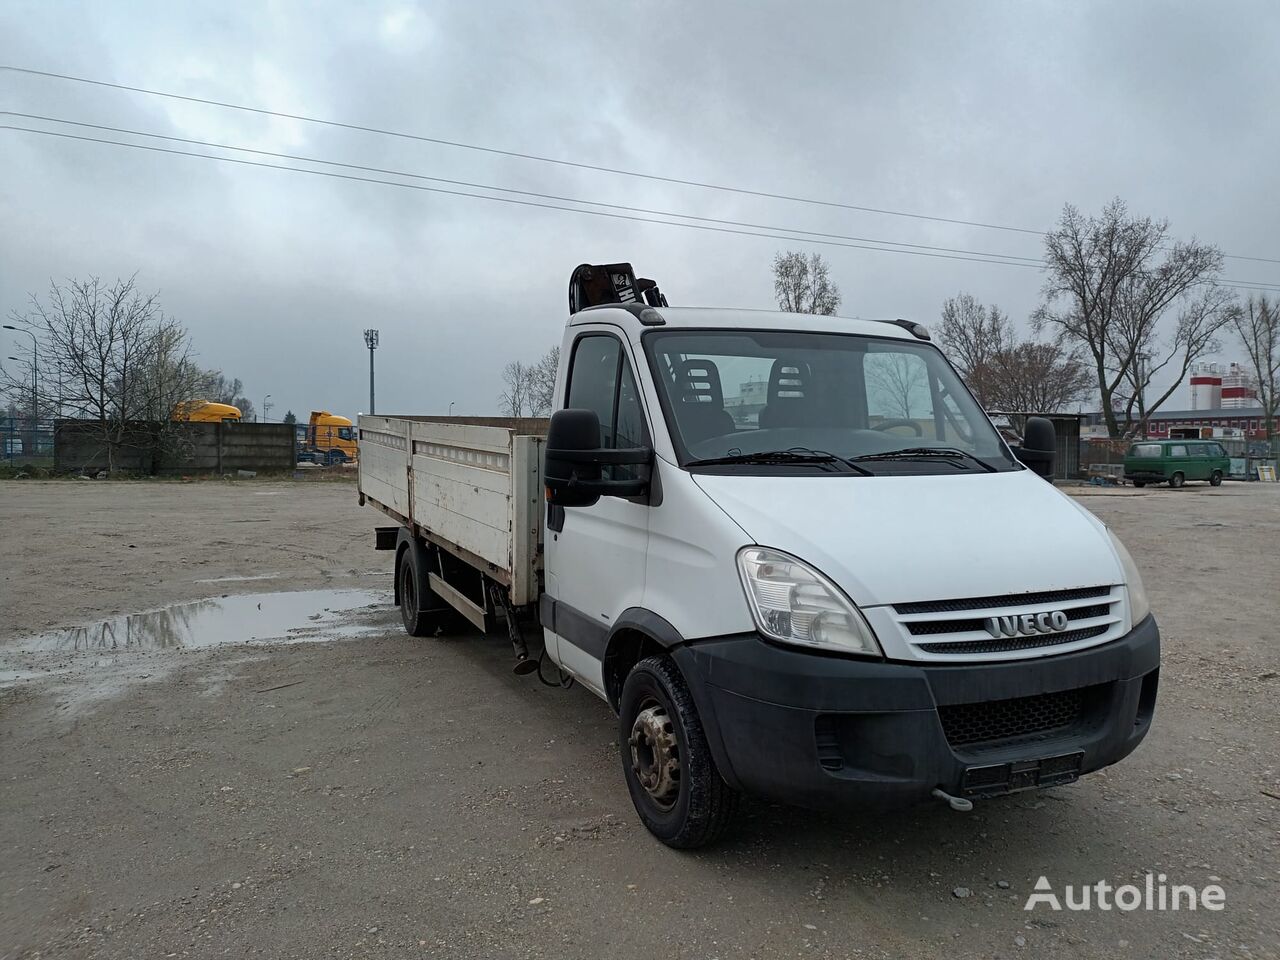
2, 417, 55, 462
1082, 435, 1280, 481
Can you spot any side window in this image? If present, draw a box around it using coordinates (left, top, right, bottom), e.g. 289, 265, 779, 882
566, 335, 620, 443
1170, 444, 1187, 457
566, 333, 647, 480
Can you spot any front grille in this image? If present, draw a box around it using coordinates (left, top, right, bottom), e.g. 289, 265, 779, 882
890, 584, 1122, 660
939, 686, 1102, 748
918, 624, 1109, 655
894, 586, 1111, 616
905, 603, 1112, 636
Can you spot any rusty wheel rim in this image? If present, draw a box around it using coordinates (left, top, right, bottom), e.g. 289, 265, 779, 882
629, 699, 681, 810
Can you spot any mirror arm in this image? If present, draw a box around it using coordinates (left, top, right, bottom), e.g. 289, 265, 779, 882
544, 446, 651, 466
546, 475, 648, 496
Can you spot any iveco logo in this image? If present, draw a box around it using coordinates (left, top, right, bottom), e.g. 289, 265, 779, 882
985, 611, 1070, 639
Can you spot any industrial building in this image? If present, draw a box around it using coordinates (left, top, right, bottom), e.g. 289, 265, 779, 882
1083, 406, 1271, 441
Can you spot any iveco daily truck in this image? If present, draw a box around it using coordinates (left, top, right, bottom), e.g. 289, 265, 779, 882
357, 263, 1159, 848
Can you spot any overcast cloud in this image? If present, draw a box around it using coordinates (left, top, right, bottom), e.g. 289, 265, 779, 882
2, 0, 1278, 419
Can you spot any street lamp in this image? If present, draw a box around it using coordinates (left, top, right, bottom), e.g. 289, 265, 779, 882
3, 325, 37, 426
448, 401, 455, 416
263, 394, 272, 423
363, 329, 379, 415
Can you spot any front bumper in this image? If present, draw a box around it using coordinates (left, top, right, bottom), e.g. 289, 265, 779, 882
673, 615, 1160, 810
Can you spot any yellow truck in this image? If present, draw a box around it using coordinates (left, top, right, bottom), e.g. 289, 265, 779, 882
297, 411, 358, 465
172, 400, 242, 423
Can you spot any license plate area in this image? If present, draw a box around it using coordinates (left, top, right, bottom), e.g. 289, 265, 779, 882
961, 750, 1084, 797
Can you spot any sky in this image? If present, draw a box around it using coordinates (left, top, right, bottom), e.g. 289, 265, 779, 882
2, 0, 1278, 420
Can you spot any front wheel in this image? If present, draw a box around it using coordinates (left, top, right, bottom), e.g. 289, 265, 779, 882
1169, 472, 1185, 488
619, 657, 740, 849
1133, 481, 1146, 488
1210, 470, 1223, 486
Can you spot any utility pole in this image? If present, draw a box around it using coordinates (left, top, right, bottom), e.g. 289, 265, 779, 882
2, 325, 37, 427
363, 329, 379, 414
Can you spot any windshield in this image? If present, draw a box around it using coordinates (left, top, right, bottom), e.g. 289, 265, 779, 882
643, 329, 1017, 475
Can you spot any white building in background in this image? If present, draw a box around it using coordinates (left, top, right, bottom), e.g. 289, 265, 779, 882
1190, 361, 1257, 410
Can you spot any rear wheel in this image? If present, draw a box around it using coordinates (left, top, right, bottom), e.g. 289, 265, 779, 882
1169, 472, 1185, 488
1210, 470, 1223, 486
1133, 481, 1146, 488
619, 656, 739, 849
398, 544, 442, 637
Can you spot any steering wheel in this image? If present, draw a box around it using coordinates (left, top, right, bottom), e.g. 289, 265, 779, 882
872, 419, 924, 436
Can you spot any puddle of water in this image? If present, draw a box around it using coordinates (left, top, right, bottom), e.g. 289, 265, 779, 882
194, 573, 282, 584
15, 589, 391, 653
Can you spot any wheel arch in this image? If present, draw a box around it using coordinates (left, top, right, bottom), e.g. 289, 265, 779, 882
393, 527, 424, 607
603, 608, 685, 712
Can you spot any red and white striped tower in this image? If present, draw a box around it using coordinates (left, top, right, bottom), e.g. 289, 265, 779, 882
1190, 362, 1222, 410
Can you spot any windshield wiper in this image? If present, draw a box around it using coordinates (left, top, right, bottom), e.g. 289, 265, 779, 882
689, 447, 872, 475
851, 446, 998, 473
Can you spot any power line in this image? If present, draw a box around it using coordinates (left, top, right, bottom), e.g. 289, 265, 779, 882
0, 124, 1046, 270
5, 122, 1280, 296
6, 63, 1278, 268
0, 112, 1042, 265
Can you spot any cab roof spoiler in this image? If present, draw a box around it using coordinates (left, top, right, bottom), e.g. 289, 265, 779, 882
569, 263, 668, 314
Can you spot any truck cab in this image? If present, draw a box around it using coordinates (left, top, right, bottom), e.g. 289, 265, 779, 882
298, 411, 358, 465
172, 400, 242, 423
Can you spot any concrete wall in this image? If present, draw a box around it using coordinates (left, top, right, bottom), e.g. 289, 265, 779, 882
55, 420, 296, 475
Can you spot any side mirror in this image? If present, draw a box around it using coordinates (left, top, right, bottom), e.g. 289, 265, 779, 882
544, 408, 651, 507
1015, 416, 1056, 479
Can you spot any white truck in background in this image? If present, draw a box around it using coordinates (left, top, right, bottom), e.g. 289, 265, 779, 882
357, 263, 1160, 848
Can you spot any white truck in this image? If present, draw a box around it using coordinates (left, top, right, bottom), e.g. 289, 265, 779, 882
358, 263, 1160, 848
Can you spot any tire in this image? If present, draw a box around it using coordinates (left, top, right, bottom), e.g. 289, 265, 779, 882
1169, 472, 1185, 488
1210, 470, 1223, 487
398, 544, 440, 637
1133, 481, 1146, 488
619, 656, 740, 849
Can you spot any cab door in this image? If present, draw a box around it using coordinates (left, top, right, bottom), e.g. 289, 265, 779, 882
543, 329, 650, 697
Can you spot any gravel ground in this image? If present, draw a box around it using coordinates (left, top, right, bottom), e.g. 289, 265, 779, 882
0, 478, 1277, 959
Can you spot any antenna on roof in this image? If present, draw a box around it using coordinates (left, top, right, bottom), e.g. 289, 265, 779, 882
569, 263, 668, 314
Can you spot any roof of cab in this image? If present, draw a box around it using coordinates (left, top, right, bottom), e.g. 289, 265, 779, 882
568, 304, 918, 340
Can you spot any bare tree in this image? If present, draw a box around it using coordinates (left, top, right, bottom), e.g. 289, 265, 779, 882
528, 345, 560, 416
984, 341, 1095, 419
937, 293, 1015, 408
937, 291, 1093, 414
2, 276, 205, 472
1037, 199, 1230, 438
498, 360, 531, 417
1230, 295, 1279, 440
772, 251, 841, 315
499, 346, 560, 417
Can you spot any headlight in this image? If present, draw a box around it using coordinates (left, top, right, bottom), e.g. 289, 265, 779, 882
736, 547, 881, 657
1108, 530, 1150, 624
